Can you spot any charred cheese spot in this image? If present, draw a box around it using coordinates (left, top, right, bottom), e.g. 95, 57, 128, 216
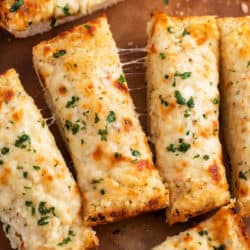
160, 103, 176, 116
189, 22, 217, 45
239, 187, 248, 196
114, 80, 128, 94
148, 198, 160, 208
41, 169, 53, 182
0, 167, 11, 185
122, 118, 133, 132
58, 85, 67, 95
208, 162, 221, 183
149, 44, 157, 53
1, 89, 15, 103
12, 110, 23, 122
92, 145, 103, 161
136, 159, 154, 171
84, 24, 96, 37
43, 45, 52, 56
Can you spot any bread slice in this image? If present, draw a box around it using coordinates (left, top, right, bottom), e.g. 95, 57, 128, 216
219, 16, 250, 217
0, 0, 123, 38
146, 13, 230, 225
0, 69, 98, 250
152, 201, 250, 250
33, 15, 169, 226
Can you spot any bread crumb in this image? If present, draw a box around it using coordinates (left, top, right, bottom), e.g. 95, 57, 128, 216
241, 2, 249, 13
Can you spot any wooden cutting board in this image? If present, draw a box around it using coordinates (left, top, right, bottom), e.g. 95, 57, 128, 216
0, 0, 249, 249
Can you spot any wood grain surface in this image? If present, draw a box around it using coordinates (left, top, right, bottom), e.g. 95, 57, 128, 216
0, 0, 249, 249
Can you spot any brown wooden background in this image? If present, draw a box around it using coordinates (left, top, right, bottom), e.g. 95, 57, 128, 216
0, 0, 250, 249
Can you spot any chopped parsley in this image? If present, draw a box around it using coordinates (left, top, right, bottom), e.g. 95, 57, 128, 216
9, 0, 23, 12
182, 28, 190, 37
247, 61, 250, 67
212, 97, 219, 105
175, 90, 186, 105
178, 139, 191, 152
100, 189, 105, 195
186, 97, 194, 108
57, 229, 75, 246
98, 127, 108, 141
23, 172, 28, 178
175, 91, 195, 109
0, 160, 4, 165
25, 201, 35, 215
106, 111, 116, 123
64, 120, 85, 135
91, 178, 104, 184
38, 201, 56, 216
159, 95, 168, 106
66, 96, 79, 108
130, 149, 141, 157
193, 154, 200, 159
62, 4, 70, 16
159, 53, 166, 59
84, 23, 90, 29
37, 216, 50, 226
58, 237, 71, 247
239, 171, 247, 180
53, 50, 66, 58
203, 155, 210, 160
174, 71, 192, 80
166, 144, 176, 152
118, 74, 126, 84
95, 113, 100, 123
167, 26, 174, 33
167, 139, 191, 153
198, 230, 208, 236
15, 134, 31, 150
1, 147, 9, 155
33, 165, 40, 171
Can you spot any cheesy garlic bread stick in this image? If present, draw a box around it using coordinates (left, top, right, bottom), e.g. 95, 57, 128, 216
0, 0, 123, 38
33, 16, 168, 226
0, 69, 98, 250
146, 13, 230, 225
152, 201, 250, 250
219, 17, 250, 216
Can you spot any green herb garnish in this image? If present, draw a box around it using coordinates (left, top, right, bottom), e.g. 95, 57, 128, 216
66, 96, 79, 108
10, 0, 23, 12
53, 50, 66, 58
106, 111, 116, 123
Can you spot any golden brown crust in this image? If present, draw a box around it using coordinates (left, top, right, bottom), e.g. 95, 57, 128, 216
33, 16, 168, 226
0, 0, 123, 37
0, 69, 98, 250
219, 16, 250, 217
147, 13, 229, 225
153, 201, 250, 250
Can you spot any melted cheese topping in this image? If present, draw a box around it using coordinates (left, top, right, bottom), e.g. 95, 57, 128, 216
0, 69, 98, 250
33, 16, 168, 226
146, 13, 229, 225
153, 201, 250, 250
219, 17, 250, 216
0, 0, 123, 37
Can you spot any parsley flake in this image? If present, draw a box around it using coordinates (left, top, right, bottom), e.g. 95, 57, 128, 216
106, 111, 116, 123
66, 96, 79, 108
53, 50, 66, 58
10, 0, 23, 12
